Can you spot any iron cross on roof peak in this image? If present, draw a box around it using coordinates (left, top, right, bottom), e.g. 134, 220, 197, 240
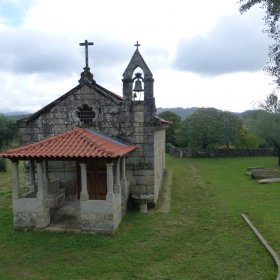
134, 41, 141, 50
79, 40, 94, 68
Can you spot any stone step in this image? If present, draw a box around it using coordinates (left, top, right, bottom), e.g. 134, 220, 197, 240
258, 178, 280, 184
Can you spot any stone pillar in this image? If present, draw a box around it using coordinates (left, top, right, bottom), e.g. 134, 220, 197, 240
106, 162, 114, 201
43, 160, 49, 189
179, 150, 183, 158
36, 161, 46, 201
80, 163, 89, 201
12, 160, 20, 199
29, 160, 35, 192
140, 203, 148, 213
121, 157, 128, 186
121, 158, 125, 180
114, 159, 121, 194
120, 157, 128, 212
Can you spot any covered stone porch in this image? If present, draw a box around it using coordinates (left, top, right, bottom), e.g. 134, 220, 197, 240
10, 156, 129, 233
1, 127, 136, 233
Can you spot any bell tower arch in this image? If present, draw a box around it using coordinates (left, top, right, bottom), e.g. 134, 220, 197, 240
122, 42, 155, 108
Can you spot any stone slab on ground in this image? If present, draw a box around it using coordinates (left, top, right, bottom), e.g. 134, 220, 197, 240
258, 178, 280, 184
251, 169, 279, 179
247, 166, 265, 171
246, 167, 265, 176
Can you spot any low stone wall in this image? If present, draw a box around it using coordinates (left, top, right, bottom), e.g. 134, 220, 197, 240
13, 198, 50, 229
169, 147, 276, 158
80, 193, 122, 233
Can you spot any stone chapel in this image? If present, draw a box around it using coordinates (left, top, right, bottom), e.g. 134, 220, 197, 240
1, 41, 169, 233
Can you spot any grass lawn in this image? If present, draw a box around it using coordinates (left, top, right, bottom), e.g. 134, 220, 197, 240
0, 156, 280, 279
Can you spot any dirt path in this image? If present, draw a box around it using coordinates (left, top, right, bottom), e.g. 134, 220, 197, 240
157, 169, 172, 213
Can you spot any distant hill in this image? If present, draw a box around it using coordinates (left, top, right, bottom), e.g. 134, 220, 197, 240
3, 108, 252, 122
157, 107, 199, 119
4, 111, 31, 116
2, 111, 32, 121
157, 107, 252, 119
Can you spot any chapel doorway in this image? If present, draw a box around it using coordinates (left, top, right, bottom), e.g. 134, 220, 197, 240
77, 159, 107, 200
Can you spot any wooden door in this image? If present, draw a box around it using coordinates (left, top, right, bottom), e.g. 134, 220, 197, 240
77, 159, 107, 200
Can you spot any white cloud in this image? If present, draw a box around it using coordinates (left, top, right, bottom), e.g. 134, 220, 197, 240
155, 69, 274, 113
0, 0, 274, 113
173, 9, 270, 76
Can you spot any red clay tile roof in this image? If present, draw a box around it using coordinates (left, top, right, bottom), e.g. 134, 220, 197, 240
0, 128, 136, 159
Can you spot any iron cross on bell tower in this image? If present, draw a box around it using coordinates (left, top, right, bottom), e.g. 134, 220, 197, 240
79, 40, 94, 68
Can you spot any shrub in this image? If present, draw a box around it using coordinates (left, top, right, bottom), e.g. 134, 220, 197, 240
0, 157, 6, 172
166, 143, 175, 153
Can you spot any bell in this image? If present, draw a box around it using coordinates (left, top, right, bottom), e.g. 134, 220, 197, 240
133, 79, 144, 92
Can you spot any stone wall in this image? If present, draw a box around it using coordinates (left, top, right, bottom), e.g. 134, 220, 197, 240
13, 198, 50, 229
126, 101, 156, 198
19, 84, 123, 145
47, 161, 77, 200
169, 147, 276, 158
80, 193, 122, 233
24, 160, 77, 200
19, 82, 165, 208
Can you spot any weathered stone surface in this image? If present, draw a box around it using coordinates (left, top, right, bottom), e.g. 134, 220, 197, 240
131, 194, 154, 213
247, 166, 265, 171
258, 178, 280, 184
246, 166, 265, 176
80, 194, 122, 232
251, 169, 279, 179
14, 212, 35, 228
14, 44, 167, 234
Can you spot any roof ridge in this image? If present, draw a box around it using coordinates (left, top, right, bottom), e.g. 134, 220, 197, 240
79, 128, 108, 154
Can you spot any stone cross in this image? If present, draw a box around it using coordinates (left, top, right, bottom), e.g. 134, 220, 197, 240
134, 41, 141, 50
79, 40, 94, 68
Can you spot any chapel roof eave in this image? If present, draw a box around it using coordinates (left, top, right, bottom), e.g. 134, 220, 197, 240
154, 116, 172, 127
0, 128, 136, 160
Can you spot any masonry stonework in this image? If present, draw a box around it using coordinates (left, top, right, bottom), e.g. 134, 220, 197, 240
4, 43, 168, 233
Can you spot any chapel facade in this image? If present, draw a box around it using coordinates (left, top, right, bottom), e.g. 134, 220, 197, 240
1, 41, 168, 233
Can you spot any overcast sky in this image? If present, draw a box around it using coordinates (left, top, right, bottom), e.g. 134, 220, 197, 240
0, 0, 274, 113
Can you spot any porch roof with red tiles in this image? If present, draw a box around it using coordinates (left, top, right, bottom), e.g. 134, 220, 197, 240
0, 128, 137, 160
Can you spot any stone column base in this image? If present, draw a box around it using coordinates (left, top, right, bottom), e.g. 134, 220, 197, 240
131, 194, 154, 214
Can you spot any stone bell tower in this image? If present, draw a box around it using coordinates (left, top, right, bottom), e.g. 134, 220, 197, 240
122, 42, 161, 212
122, 41, 156, 121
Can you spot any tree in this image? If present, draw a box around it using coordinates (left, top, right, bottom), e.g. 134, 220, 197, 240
251, 93, 280, 165
158, 111, 181, 146
0, 114, 18, 151
239, 0, 280, 87
176, 108, 245, 149
219, 111, 243, 149
236, 125, 259, 148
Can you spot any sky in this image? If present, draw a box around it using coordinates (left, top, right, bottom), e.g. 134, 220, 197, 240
0, 0, 275, 114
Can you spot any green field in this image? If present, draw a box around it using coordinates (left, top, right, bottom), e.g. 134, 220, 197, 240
0, 156, 280, 279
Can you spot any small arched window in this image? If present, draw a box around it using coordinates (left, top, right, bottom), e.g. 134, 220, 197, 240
77, 104, 96, 125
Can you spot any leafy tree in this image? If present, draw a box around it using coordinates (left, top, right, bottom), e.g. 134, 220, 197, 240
236, 125, 259, 148
176, 108, 248, 149
241, 110, 268, 146
158, 111, 181, 146
252, 93, 280, 165
0, 114, 18, 151
239, 0, 280, 87
219, 111, 243, 148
